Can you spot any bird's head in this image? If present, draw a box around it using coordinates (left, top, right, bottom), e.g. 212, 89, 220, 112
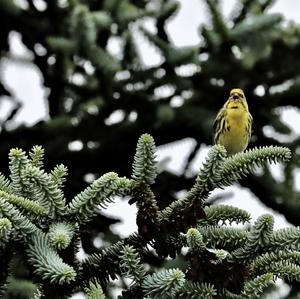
227, 88, 248, 110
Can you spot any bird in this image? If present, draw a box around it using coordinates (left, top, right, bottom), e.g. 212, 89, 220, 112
213, 88, 252, 156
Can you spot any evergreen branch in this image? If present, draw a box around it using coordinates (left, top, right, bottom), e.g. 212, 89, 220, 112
243, 273, 274, 299
0, 284, 8, 299
255, 261, 300, 281
139, 27, 198, 65
165, 234, 187, 256
27, 232, 76, 284
0, 173, 11, 193
91, 11, 112, 28
0, 217, 12, 242
231, 14, 282, 39
32, 287, 43, 299
117, 3, 155, 24
157, 0, 180, 21
70, 4, 97, 46
84, 280, 105, 299
82, 234, 141, 282
129, 183, 159, 240
158, 145, 226, 229
70, 4, 121, 75
123, 30, 142, 69
190, 144, 226, 193
9, 148, 30, 197
211, 249, 228, 262
209, 249, 230, 264
247, 214, 274, 249
67, 172, 132, 221
230, 0, 257, 24
46, 36, 76, 53
50, 164, 68, 188
29, 146, 44, 168
201, 25, 221, 49
0, 199, 38, 240
252, 250, 300, 273
183, 144, 226, 199
231, 214, 274, 260
5, 277, 39, 299
269, 227, 300, 251
0, 119, 295, 297
219, 146, 291, 187
22, 165, 66, 217
252, 251, 300, 271
142, 268, 185, 299
120, 245, 147, 284
177, 281, 217, 299
186, 228, 206, 253
83, 241, 125, 269
156, 197, 188, 228
199, 205, 251, 226
197, 226, 249, 250
48, 222, 75, 250
0, 190, 46, 217
132, 133, 157, 186
259, 0, 276, 11
86, 45, 122, 76
204, 0, 229, 39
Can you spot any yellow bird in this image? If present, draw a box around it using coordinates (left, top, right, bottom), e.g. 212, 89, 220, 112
213, 88, 252, 156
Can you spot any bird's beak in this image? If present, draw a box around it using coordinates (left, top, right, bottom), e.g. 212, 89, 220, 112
232, 93, 239, 101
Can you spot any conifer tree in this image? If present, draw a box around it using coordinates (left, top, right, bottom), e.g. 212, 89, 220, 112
1, 0, 300, 297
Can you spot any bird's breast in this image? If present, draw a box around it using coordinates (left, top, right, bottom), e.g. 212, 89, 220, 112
222, 108, 249, 155
226, 108, 248, 135
227, 106, 246, 120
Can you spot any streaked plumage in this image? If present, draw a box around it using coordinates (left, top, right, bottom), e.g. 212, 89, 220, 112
213, 88, 252, 156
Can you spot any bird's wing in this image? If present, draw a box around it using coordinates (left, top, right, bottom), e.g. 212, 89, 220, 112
247, 113, 253, 139
213, 107, 226, 144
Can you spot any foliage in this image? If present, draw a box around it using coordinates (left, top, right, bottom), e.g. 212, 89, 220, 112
0, 135, 294, 298
1, 0, 300, 297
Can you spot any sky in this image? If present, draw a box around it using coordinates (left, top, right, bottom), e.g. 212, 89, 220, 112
1, 1, 300, 297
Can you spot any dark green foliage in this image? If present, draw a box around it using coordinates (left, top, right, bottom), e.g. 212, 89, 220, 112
27, 231, 76, 284
178, 281, 217, 299
1, 0, 300, 297
48, 222, 75, 250
120, 245, 147, 284
243, 273, 274, 299
186, 228, 206, 253
132, 134, 157, 186
199, 205, 251, 225
141, 268, 185, 298
84, 281, 105, 299
0, 137, 294, 298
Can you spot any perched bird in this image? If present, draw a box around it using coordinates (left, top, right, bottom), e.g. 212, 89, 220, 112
213, 88, 252, 156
